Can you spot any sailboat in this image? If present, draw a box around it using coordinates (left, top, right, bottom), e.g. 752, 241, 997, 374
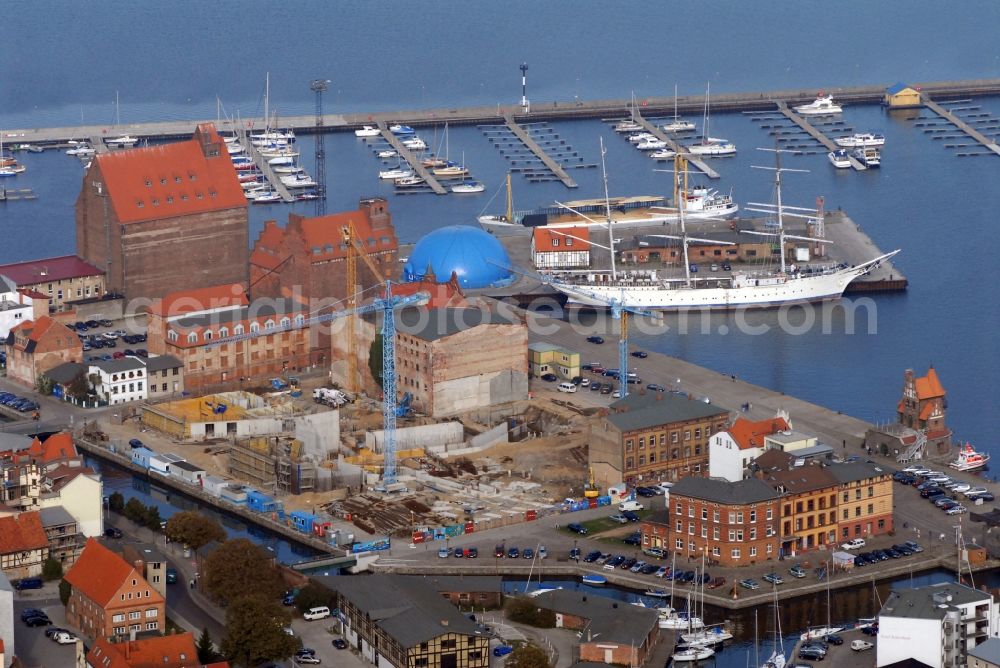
799, 554, 843, 641
250, 73, 295, 145
761, 583, 786, 668
106, 91, 139, 147
658, 553, 704, 630
662, 84, 697, 133
0, 134, 26, 176
687, 83, 736, 156
672, 585, 716, 664
549, 150, 901, 310
679, 554, 733, 646
613, 92, 644, 133
433, 128, 468, 179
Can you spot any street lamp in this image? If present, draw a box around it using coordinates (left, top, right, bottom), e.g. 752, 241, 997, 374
520, 62, 529, 113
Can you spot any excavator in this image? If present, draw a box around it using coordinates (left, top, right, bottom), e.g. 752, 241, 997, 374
583, 466, 601, 499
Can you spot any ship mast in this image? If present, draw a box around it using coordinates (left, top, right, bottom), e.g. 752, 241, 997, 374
599, 137, 618, 281
745, 148, 810, 275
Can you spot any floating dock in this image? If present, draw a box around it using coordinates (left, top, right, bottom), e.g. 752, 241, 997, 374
0, 187, 36, 201
376, 121, 448, 195
922, 96, 1000, 157
502, 112, 577, 188
776, 102, 866, 171
632, 111, 720, 179
241, 129, 295, 203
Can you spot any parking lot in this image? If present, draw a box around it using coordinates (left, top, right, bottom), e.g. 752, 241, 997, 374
72, 318, 149, 364
12, 588, 80, 668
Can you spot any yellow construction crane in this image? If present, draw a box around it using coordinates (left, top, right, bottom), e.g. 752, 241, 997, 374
341, 222, 387, 393
583, 466, 601, 498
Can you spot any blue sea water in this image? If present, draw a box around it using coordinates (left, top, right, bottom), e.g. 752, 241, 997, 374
0, 1, 997, 447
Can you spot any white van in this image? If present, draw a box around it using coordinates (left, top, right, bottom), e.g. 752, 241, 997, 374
619, 500, 644, 512
557, 382, 577, 393
304, 606, 331, 621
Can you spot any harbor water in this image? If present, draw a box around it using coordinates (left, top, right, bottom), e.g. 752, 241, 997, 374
0, 1, 996, 449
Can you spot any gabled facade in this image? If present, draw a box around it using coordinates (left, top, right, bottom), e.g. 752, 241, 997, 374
830, 461, 894, 542
755, 450, 840, 555
898, 367, 950, 444
76, 123, 248, 299
65, 538, 166, 642
0, 511, 49, 580
708, 416, 790, 482
23, 432, 81, 473
39, 466, 103, 537
0, 455, 40, 510
531, 225, 591, 269
5, 315, 83, 387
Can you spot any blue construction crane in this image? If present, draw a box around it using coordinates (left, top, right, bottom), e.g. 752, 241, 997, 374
206, 281, 426, 485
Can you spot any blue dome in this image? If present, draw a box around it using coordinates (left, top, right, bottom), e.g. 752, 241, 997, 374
403, 226, 513, 289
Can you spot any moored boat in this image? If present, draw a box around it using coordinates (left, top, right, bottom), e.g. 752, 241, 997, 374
378, 150, 398, 159
835, 132, 886, 148
355, 125, 381, 137
950, 443, 990, 471
451, 180, 486, 193
614, 120, 643, 133
828, 149, 851, 168
794, 93, 843, 115
379, 167, 414, 180
401, 137, 427, 150
852, 147, 881, 168
251, 191, 282, 203
581, 574, 606, 586
650, 148, 677, 160
389, 124, 415, 136
671, 646, 715, 662
644, 588, 669, 598
106, 135, 139, 147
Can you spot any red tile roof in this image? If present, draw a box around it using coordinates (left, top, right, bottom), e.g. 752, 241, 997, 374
45, 465, 96, 492
87, 633, 201, 668
17, 288, 49, 300
0, 255, 103, 285
94, 124, 245, 225
251, 209, 398, 268
914, 367, 945, 400
0, 511, 49, 554
727, 416, 791, 450
393, 273, 467, 309
66, 538, 163, 607
27, 432, 78, 465
533, 225, 591, 250
149, 283, 248, 318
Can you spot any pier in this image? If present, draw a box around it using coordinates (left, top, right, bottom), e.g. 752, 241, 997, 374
502, 111, 577, 188
922, 96, 1000, 157
376, 121, 448, 195
776, 102, 866, 171
5, 78, 1000, 147
241, 129, 295, 203
632, 111, 721, 179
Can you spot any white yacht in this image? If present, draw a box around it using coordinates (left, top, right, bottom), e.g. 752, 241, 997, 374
268, 156, 296, 167
280, 174, 318, 188
395, 175, 425, 186
379, 167, 414, 180
688, 139, 737, 156
106, 135, 138, 147
628, 132, 656, 144
377, 149, 397, 159
251, 191, 282, 204
650, 148, 677, 160
401, 137, 427, 150
636, 139, 668, 151
828, 149, 852, 168
614, 120, 643, 133
852, 147, 881, 168
355, 125, 381, 137
793, 94, 843, 115
66, 144, 95, 156
662, 119, 697, 133
835, 132, 886, 148
451, 180, 485, 193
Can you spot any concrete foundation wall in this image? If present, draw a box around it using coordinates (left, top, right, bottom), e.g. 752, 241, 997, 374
365, 421, 464, 452
470, 422, 509, 449
67, 297, 124, 323
188, 416, 284, 439
294, 411, 341, 460
432, 369, 528, 417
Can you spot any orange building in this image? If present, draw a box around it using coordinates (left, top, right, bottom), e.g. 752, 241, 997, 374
76, 124, 248, 299
87, 632, 230, 668
146, 283, 317, 394
4, 316, 83, 387
0, 511, 49, 580
831, 461, 894, 542
898, 366, 950, 443
755, 449, 840, 555
531, 226, 591, 269
65, 538, 166, 641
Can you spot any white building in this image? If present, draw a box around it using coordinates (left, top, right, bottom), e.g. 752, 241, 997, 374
531, 226, 591, 269
39, 467, 103, 538
90, 357, 147, 405
0, 570, 13, 668
709, 416, 790, 482
877, 582, 1000, 668
170, 460, 205, 486
0, 275, 35, 339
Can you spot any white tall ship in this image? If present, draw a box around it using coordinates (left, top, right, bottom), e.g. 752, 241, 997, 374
551, 151, 899, 310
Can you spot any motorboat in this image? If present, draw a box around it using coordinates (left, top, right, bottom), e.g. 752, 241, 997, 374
834, 132, 886, 148
401, 137, 427, 150
628, 132, 656, 144
794, 94, 843, 115
238, 172, 263, 183
250, 130, 295, 143
852, 147, 881, 168
581, 574, 606, 586
268, 156, 296, 166
636, 139, 668, 151
66, 144, 95, 156
950, 443, 990, 471
389, 124, 415, 136
0, 164, 25, 177
280, 174, 318, 188
225, 142, 244, 155
662, 119, 697, 133
451, 180, 486, 193
671, 646, 715, 662
355, 125, 381, 138
106, 135, 138, 147
272, 165, 304, 174
395, 176, 425, 186
294, 191, 319, 200
379, 167, 414, 180
681, 625, 734, 645
614, 120, 643, 133
259, 146, 299, 159
828, 149, 852, 168
643, 589, 669, 598
650, 149, 677, 160
378, 150, 398, 159
422, 156, 448, 168
251, 191, 282, 203
688, 139, 737, 156
251, 137, 289, 148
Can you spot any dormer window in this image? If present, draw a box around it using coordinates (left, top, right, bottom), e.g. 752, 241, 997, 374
137, 200, 144, 208
166, 196, 173, 204
181, 194, 189, 201
160, 178, 167, 185
187, 332, 197, 343
152, 199, 159, 207
209, 190, 217, 198
189, 172, 197, 181
144, 179, 152, 187
196, 192, 203, 199
174, 176, 182, 183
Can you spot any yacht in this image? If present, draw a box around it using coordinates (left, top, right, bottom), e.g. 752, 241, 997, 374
451, 180, 485, 193
852, 147, 881, 168
251, 191, 282, 204
280, 174, 318, 188
268, 156, 297, 166
250, 129, 295, 143
628, 132, 657, 144
355, 125, 381, 137
650, 149, 677, 160
401, 137, 427, 150
379, 167, 414, 180
662, 119, 697, 133
828, 149, 852, 168
389, 124, 415, 136
272, 165, 304, 175
636, 139, 668, 151
793, 94, 843, 115
66, 144, 95, 156
395, 175, 425, 186
671, 646, 715, 663
835, 132, 886, 148
614, 120, 643, 133
950, 443, 990, 471
106, 135, 139, 147
259, 146, 299, 159
688, 139, 737, 156
377, 149, 397, 159
432, 162, 468, 178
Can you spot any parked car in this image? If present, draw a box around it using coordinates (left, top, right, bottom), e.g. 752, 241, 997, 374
537, 546, 546, 559
104, 527, 123, 539
762, 572, 784, 585
826, 634, 844, 646
643, 547, 666, 559
507, 547, 520, 559
798, 646, 826, 661
609, 514, 629, 524
640, 563, 659, 575
332, 639, 349, 650
438, 547, 450, 558
622, 510, 640, 522
946, 505, 967, 515
567, 523, 588, 535
20, 608, 45, 622
739, 578, 760, 590
861, 624, 879, 636
851, 639, 874, 652
841, 538, 866, 550
453, 548, 464, 558
586, 336, 605, 344
15, 578, 44, 591
23, 615, 51, 627
970, 492, 995, 502
630, 560, 647, 573
904, 540, 923, 553
53, 631, 78, 645
493, 645, 514, 657
44, 627, 69, 639
494, 544, 506, 558
522, 548, 534, 560
707, 577, 726, 589
623, 532, 642, 546
620, 558, 637, 570
569, 547, 582, 560
646, 383, 666, 392
789, 565, 807, 578
721, 262, 732, 271
630, 351, 648, 358
539, 373, 558, 382
584, 550, 602, 563
655, 566, 669, 578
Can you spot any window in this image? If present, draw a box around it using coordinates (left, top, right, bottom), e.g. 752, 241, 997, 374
867, 504, 874, 515
187, 332, 197, 344
684, 430, 691, 441
701, 526, 707, 538
204, 330, 213, 341
676, 520, 683, 532
713, 527, 720, 540
551, 238, 559, 248
749, 509, 756, 523
713, 510, 720, 523
168, 330, 178, 342
766, 507, 773, 521
249, 322, 259, 334
868, 486, 874, 497
675, 538, 684, 550
750, 546, 757, 557
843, 492, 849, 502
264, 319, 275, 330
145, 622, 158, 630
728, 529, 736, 541
219, 326, 228, 338
702, 508, 708, 520
129, 611, 141, 620
112, 613, 125, 622
728, 511, 736, 523
842, 509, 849, 520
675, 503, 683, 515
441, 639, 457, 650
688, 522, 694, 535
280, 317, 291, 328
737, 511, 744, 524
731, 547, 741, 559
234, 324, 244, 335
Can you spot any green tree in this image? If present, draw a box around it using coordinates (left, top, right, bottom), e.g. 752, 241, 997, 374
144, 505, 163, 532
220, 595, 299, 667
41, 557, 63, 581
196, 626, 221, 664
66, 371, 90, 401
294, 583, 332, 615
505, 597, 555, 628
507, 643, 551, 668
166, 511, 226, 550
124, 497, 147, 524
368, 333, 384, 388
35, 374, 54, 396
203, 539, 285, 606
58, 579, 72, 606
108, 491, 125, 513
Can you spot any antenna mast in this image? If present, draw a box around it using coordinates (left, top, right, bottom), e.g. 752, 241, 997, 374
310, 79, 330, 216
599, 137, 617, 280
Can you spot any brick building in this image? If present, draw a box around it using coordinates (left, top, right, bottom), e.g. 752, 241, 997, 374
619, 225, 777, 266
65, 538, 166, 641
86, 631, 228, 668
830, 461, 894, 542
0, 511, 49, 580
76, 123, 248, 299
5, 315, 83, 387
754, 449, 841, 556
898, 366, 951, 445
531, 589, 659, 666
640, 510, 671, 551
0, 254, 105, 313
146, 283, 316, 394
249, 198, 398, 302
666, 477, 780, 567
589, 392, 730, 487
395, 306, 528, 417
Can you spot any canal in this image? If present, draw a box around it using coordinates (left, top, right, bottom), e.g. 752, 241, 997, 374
85, 455, 326, 566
